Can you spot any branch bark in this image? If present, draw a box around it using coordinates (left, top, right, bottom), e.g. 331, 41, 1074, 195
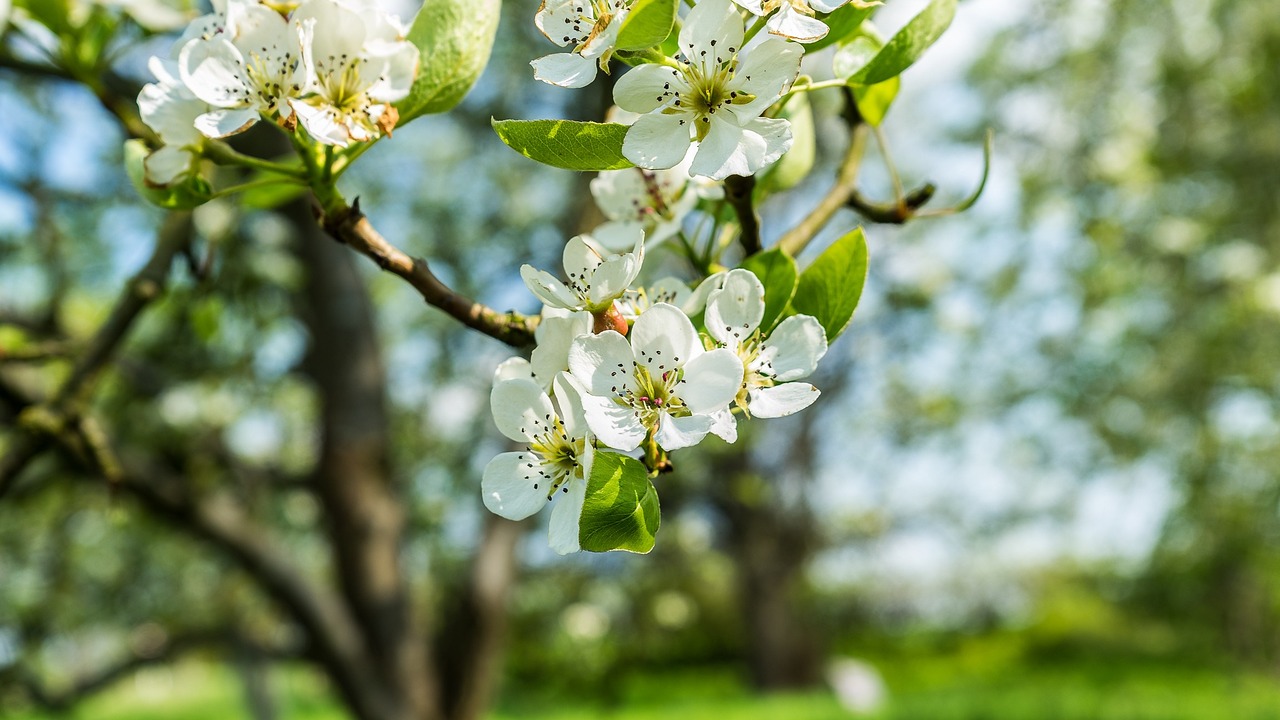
724, 174, 762, 257
777, 94, 869, 257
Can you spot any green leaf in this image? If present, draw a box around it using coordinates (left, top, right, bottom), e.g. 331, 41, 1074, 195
758, 92, 814, 194
740, 248, 799, 333
579, 452, 660, 554
492, 119, 635, 171
833, 33, 882, 82
790, 227, 869, 341
853, 75, 899, 126
616, 0, 678, 51
849, 0, 956, 86
805, 3, 877, 54
123, 140, 212, 210
395, 0, 500, 123
238, 180, 307, 210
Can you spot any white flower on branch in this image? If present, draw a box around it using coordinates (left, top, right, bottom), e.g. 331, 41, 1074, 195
531, 0, 629, 89
566, 303, 743, 452
704, 268, 828, 421
291, 0, 419, 147
590, 148, 723, 252
137, 58, 209, 185
732, 0, 875, 44
612, 0, 803, 180
178, 0, 306, 138
520, 228, 646, 314
483, 359, 593, 555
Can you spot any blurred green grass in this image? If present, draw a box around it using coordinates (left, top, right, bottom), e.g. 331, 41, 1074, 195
10, 660, 1280, 720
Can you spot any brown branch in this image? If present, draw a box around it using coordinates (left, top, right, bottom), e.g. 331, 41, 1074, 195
318, 199, 536, 348
847, 182, 938, 224
724, 174, 762, 257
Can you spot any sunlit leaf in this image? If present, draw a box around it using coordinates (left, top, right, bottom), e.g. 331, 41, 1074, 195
579, 452, 660, 554
616, 0, 678, 51
741, 248, 799, 332
789, 227, 869, 340
396, 0, 501, 123
491, 119, 634, 171
848, 0, 956, 85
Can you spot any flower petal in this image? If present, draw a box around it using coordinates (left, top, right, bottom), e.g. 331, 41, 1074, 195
614, 63, 682, 114
535, 0, 594, 47
759, 314, 828, 381
494, 356, 535, 383
193, 107, 259, 139
730, 38, 803, 118
143, 145, 193, 186
654, 412, 713, 451
179, 37, 248, 108
562, 235, 606, 288
531, 311, 592, 389
705, 268, 765, 348
591, 220, 649, 253
552, 372, 589, 439
568, 330, 637, 397
748, 382, 821, 418
709, 408, 739, 443
482, 451, 550, 521
577, 383, 648, 451
766, 4, 829, 43
630, 303, 701, 377
491, 376, 557, 444
679, 0, 744, 73
677, 348, 744, 415
521, 265, 581, 309
624, 112, 694, 171
549, 477, 587, 554
689, 116, 762, 180
531, 51, 599, 89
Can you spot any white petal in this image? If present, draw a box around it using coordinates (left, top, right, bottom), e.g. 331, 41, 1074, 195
730, 38, 804, 118
586, 254, 642, 308
568, 330, 636, 398
291, 100, 353, 148
552, 372, 589, 439
193, 107, 259, 138
613, 64, 682, 114
748, 383, 821, 418
705, 268, 765, 347
689, 116, 761, 180
521, 265, 581, 309
759, 314, 828, 381
549, 477, 587, 554
655, 412, 713, 451
677, 348, 744, 415
744, 116, 794, 169
809, 0, 850, 12
766, 4, 829, 44
630, 303, 701, 377
578, 386, 648, 451
591, 220, 649, 252
494, 356, 535, 383
709, 408, 739, 443
296, 0, 367, 80
680, 0, 745, 74
366, 42, 421, 102
179, 37, 248, 108
563, 234, 607, 286
685, 272, 726, 315
531, 312, 592, 389
731, 0, 767, 15
536, 0, 594, 47
491, 377, 557, 444
143, 145, 193, 186
532, 51, 600, 89
624, 112, 694, 171
482, 452, 550, 521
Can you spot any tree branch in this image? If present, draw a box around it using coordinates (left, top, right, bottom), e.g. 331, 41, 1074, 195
724, 174, 762, 257
318, 199, 536, 348
778, 93, 869, 257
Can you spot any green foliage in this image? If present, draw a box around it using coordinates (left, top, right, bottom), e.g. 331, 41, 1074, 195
395, 0, 501, 123
853, 76, 900, 126
123, 140, 212, 210
578, 452, 660, 554
805, 3, 878, 54
758, 93, 815, 192
847, 0, 956, 85
832, 27, 899, 125
741, 248, 799, 333
790, 227, 868, 340
492, 119, 635, 171
616, 0, 679, 51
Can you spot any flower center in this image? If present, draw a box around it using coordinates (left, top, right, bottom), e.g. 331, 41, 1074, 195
617, 364, 690, 429
528, 421, 587, 499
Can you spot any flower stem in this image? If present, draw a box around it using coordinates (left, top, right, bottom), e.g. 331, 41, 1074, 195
743, 16, 769, 45
201, 142, 307, 179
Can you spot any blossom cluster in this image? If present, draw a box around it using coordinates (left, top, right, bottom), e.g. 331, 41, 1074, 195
484, 233, 829, 554
533, 0, 867, 180
136, 0, 418, 185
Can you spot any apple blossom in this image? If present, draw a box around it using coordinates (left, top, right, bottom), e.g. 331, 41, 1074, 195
612, 0, 803, 180
531, 0, 629, 89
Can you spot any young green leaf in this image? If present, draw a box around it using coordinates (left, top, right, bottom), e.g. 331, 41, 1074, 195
848, 0, 956, 86
491, 119, 635, 171
758, 93, 814, 194
579, 452, 660, 554
790, 227, 869, 341
396, 0, 501, 123
123, 140, 212, 210
853, 75, 899, 126
616, 0, 678, 51
741, 248, 799, 333
805, 3, 877, 54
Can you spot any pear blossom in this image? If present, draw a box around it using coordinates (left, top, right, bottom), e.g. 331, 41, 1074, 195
615, 277, 696, 323
590, 148, 723, 252
137, 58, 210, 185
531, 0, 629, 89
483, 359, 593, 554
704, 269, 828, 419
521, 227, 645, 313
566, 303, 744, 452
178, 0, 306, 138
732, 0, 873, 43
290, 0, 419, 147
530, 307, 593, 390
612, 0, 803, 180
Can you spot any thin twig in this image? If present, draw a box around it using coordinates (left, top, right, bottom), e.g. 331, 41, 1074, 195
777, 95, 870, 256
724, 174, 762, 257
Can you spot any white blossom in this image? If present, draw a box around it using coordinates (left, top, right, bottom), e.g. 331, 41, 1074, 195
531, 0, 629, 89
178, 0, 306, 138
732, 0, 870, 44
521, 228, 645, 313
483, 359, 593, 555
530, 307, 593, 391
137, 57, 209, 185
615, 276, 696, 323
612, 0, 803, 180
590, 148, 722, 252
566, 303, 743, 452
291, 0, 419, 147
704, 269, 828, 420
